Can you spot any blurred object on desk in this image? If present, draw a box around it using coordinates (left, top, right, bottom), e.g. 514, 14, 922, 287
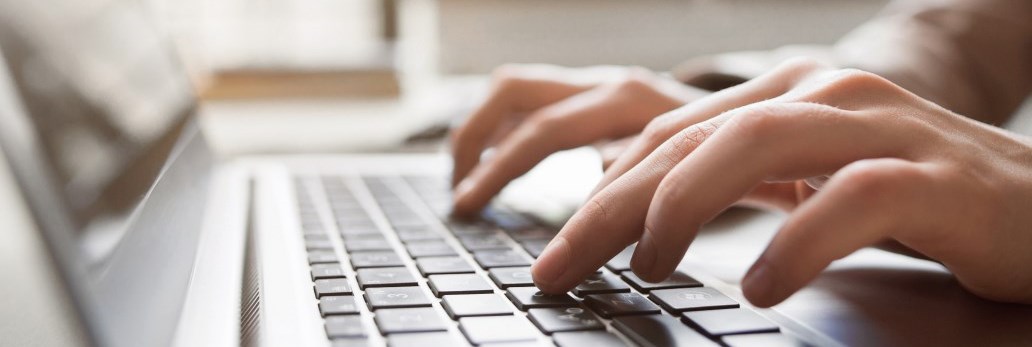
147, 0, 400, 99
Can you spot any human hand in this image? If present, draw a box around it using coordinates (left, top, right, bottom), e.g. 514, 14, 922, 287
449, 64, 708, 216
531, 58, 1032, 307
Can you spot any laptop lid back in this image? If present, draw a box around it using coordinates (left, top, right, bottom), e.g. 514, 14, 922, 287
0, 0, 214, 346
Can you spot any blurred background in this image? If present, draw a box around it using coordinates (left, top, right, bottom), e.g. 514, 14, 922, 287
146, 0, 894, 155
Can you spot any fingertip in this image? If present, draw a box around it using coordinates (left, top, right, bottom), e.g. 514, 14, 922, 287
741, 260, 783, 308
531, 236, 572, 293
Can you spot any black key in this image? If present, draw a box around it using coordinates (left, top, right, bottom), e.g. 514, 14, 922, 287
427, 274, 494, 297
365, 286, 433, 309
459, 316, 539, 344
447, 221, 497, 236
527, 307, 605, 333
506, 228, 555, 241
356, 267, 418, 288
458, 234, 509, 251
473, 249, 532, 268
505, 287, 578, 310
604, 246, 634, 272
416, 256, 475, 276
374, 307, 448, 334
488, 267, 534, 288
319, 296, 360, 316
311, 264, 346, 280
325, 315, 366, 338
344, 238, 394, 252
395, 227, 442, 242
572, 273, 630, 297
722, 333, 801, 347
553, 331, 628, 347
387, 332, 465, 347
650, 287, 739, 313
520, 240, 549, 258
306, 239, 335, 250
308, 250, 339, 264
612, 314, 718, 347
481, 207, 536, 231
331, 337, 369, 347
441, 293, 514, 319
305, 234, 330, 242
338, 225, 382, 237
620, 271, 702, 293
682, 308, 779, 336
350, 251, 404, 268
405, 240, 458, 258
582, 292, 660, 318
314, 279, 353, 298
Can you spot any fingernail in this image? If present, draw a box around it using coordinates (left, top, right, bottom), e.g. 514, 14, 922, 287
631, 229, 658, 280
742, 261, 776, 307
532, 236, 570, 287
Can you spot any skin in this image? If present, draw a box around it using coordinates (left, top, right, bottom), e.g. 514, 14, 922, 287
450, 59, 1032, 307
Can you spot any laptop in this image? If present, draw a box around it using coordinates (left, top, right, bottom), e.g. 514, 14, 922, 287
2, 1, 1031, 347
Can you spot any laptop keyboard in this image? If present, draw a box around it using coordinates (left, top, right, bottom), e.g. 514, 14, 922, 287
292, 175, 805, 347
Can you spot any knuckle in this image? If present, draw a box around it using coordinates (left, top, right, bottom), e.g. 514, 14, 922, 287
772, 57, 828, 78
724, 102, 798, 141
836, 160, 919, 203
822, 68, 894, 93
641, 116, 677, 145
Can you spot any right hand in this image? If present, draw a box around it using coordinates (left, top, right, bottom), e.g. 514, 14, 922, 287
450, 64, 709, 216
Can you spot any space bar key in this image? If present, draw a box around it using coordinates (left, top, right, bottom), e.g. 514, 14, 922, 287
611, 314, 719, 347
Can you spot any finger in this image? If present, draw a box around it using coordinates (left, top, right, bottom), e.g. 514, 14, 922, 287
591, 58, 828, 198
596, 135, 637, 171
452, 82, 677, 216
531, 110, 740, 293
451, 68, 594, 187
741, 158, 936, 307
637, 102, 908, 282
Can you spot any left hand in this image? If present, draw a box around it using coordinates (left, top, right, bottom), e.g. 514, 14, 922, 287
531, 58, 1032, 307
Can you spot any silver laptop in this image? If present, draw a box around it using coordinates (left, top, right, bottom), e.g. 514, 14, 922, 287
3, 1, 1031, 347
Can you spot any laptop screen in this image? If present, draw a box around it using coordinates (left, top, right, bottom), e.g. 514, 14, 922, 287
0, 0, 195, 233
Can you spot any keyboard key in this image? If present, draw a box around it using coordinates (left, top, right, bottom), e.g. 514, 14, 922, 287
375, 307, 448, 334
320, 296, 360, 316
650, 287, 739, 313
308, 251, 339, 264
553, 331, 628, 347
387, 332, 466, 347
582, 292, 661, 318
488, 267, 535, 288
604, 246, 635, 272
395, 227, 443, 242
314, 279, 353, 298
405, 240, 458, 258
520, 240, 549, 258
682, 308, 779, 336
306, 239, 335, 250
473, 249, 532, 268
458, 234, 510, 251
344, 238, 394, 252
505, 287, 578, 310
459, 316, 539, 344
356, 267, 418, 288
612, 314, 718, 347
338, 226, 382, 237
311, 264, 346, 280
325, 315, 366, 338
722, 333, 802, 347
416, 256, 475, 276
527, 307, 605, 333
331, 338, 369, 347
572, 273, 630, 297
350, 251, 405, 268
482, 208, 536, 231
441, 293, 514, 319
506, 228, 555, 241
305, 234, 330, 242
447, 221, 497, 236
428, 274, 494, 297
365, 287, 433, 309
620, 271, 702, 293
